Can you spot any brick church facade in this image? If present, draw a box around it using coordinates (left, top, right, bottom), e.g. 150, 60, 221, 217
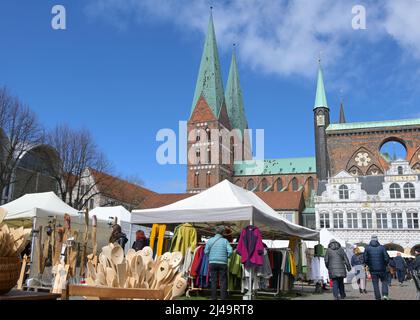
186, 13, 317, 214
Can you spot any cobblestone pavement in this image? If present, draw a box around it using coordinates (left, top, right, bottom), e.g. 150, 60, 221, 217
291, 279, 418, 300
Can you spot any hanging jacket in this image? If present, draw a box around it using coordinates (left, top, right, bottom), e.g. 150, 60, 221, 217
190, 246, 205, 278
170, 223, 197, 257
237, 225, 264, 267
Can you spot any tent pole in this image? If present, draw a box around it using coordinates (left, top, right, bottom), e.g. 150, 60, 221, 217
30, 216, 37, 273
128, 222, 133, 253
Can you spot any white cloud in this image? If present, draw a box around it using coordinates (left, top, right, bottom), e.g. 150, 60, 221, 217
84, 0, 420, 79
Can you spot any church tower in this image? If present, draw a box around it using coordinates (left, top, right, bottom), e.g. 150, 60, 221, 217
313, 61, 330, 181
187, 11, 233, 193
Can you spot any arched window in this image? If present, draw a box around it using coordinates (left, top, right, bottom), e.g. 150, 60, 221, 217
207, 147, 211, 165
206, 172, 211, 188
338, 185, 349, 199
246, 179, 255, 191
261, 178, 268, 192
390, 183, 401, 199
276, 178, 283, 191
291, 178, 298, 191
194, 172, 199, 188
206, 127, 211, 142
308, 177, 314, 193
398, 166, 403, 175
230, 137, 235, 165
196, 129, 201, 142
235, 179, 243, 187
403, 182, 415, 199
195, 149, 201, 164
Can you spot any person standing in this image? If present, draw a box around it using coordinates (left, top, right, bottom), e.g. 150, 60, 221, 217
109, 224, 128, 250
132, 230, 148, 252
393, 252, 407, 286
204, 226, 233, 300
324, 239, 351, 300
364, 235, 390, 300
414, 248, 420, 272
351, 247, 367, 294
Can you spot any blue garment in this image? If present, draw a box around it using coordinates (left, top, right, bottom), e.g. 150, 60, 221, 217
371, 272, 389, 300
364, 240, 389, 273
394, 256, 406, 270
204, 234, 233, 265
198, 253, 210, 288
351, 254, 364, 267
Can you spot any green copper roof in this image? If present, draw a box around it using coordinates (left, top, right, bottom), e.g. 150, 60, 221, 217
225, 49, 248, 136
313, 64, 328, 110
234, 157, 316, 176
326, 118, 420, 132
190, 12, 225, 119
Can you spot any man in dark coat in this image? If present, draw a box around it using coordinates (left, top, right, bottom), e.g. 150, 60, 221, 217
414, 248, 420, 272
364, 235, 390, 300
324, 239, 351, 300
394, 252, 407, 285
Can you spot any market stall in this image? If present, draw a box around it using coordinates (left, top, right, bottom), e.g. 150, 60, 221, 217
131, 180, 319, 299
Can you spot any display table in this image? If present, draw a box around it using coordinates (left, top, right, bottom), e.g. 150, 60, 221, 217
0, 290, 61, 300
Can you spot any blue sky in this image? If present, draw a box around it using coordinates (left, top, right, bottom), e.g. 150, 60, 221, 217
1, 0, 420, 193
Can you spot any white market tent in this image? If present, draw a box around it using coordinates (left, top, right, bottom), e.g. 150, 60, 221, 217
2, 191, 79, 221
131, 180, 319, 241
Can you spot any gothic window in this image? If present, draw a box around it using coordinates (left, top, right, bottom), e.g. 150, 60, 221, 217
235, 179, 243, 187
412, 163, 420, 173
230, 137, 235, 164
207, 147, 211, 165
291, 178, 298, 191
206, 127, 211, 142
320, 212, 330, 228
196, 130, 201, 142
407, 211, 419, 229
390, 183, 401, 199
376, 212, 388, 229
194, 172, 199, 188
196, 149, 201, 164
347, 211, 358, 229
367, 165, 382, 176
398, 166, 403, 175
361, 211, 372, 229
338, 185, 349, 200
307, 177, 314, 193
391, 211, 403, 229
206, 172, 211, 188
403, 183, 415, 199
261, 178, 269, 192
333, 212, 344, 229
276, 178, 283, 191
348, 166, 362, 176
246, 179, 255, 191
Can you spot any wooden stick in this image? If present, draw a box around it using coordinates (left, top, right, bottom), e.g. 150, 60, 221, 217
79, 209, 90, 277
17, 255, 29, 290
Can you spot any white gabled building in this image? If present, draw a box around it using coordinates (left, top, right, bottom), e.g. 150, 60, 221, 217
315, 160, 420, 253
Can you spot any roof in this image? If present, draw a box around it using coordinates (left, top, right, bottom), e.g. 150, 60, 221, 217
190, 12, 225, 119
225, 49, 247, 136
326, 118, 420, 132
314, 63, 328, 110
90, 169, 157, 207
234, 157, 316, 176
137, 193, 193, 209
317, 175, 387, 196
139, 190, 303, 212
255, 191, 304, 211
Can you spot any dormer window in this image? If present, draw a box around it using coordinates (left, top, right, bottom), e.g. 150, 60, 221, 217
338, 185, 349, 200
397, 166, 403, 175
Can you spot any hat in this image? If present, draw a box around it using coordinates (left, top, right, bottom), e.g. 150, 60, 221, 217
215, 226, 225, 235
371, 235, 378, 241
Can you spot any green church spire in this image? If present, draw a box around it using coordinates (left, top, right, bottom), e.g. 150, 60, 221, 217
225, 46, 248, 136
314, 60, 329, 110
190, 11, 225, 119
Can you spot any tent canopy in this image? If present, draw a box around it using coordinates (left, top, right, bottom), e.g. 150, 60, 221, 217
89, 205, 131, 224
1, 191, 79, 220
131, 180, 319, 240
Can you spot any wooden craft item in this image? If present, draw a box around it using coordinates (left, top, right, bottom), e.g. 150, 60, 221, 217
95, 271, 106, 286
87, 260, 96, 280
79, 209, 90, 277
153, 261, 170, 289
36, 226, 43, 275
106, 267, 117, 287
111, 245, 124, 266
17, 255, 29, 290
171, 275, 188, 300
0, 207, 6, 224
92, 215, 97, 256
116, 262, 127, 288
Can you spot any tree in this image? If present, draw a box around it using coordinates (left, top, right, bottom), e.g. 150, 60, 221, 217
0, 87, 43, 203
46, 124, 111, 210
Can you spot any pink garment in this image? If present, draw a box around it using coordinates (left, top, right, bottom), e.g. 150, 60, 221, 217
237, 225, 264, 267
